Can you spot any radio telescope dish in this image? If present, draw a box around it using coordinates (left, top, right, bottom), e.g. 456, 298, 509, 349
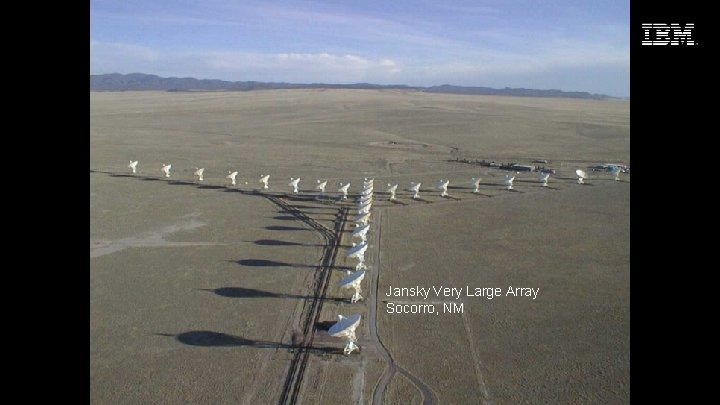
128, 160, 138, 174
539, 172, 550, 187
358, 203, 372, 215
470, 178, 481, 193
504, 173, 516, 190
259, 174, 270, 189
357, 199, 372, 210
338, 182, 350, 200
387, 183, 398, 200
329, 314, 361, 354
355, 211, 371, 225
227, 171, 238, 186
194, 168, 205, 182
316, 180, 328, 193
436, 179, 450, 197
609, 166, 622, 181
358, 193, 373, 204
352, 223, 370, 242
575, 170, 587, 184
409, 182, 422, 199
347, 241, 368, 257
339, 271, 366, 303
161, 163, 172, 178
288, 177, 301, 194
347, 241, 368, 270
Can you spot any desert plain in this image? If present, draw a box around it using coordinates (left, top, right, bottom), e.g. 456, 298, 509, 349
90, 89, 629, 404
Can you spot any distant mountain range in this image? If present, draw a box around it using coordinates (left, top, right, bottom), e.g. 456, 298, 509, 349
90, 73, 616, 100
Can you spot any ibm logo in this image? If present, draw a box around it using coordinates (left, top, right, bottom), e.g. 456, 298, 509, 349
642, 23, 696, 45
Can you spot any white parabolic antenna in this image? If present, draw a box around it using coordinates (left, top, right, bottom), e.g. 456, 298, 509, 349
352, 223, 370, 240
227, 171, 238, 186
288, 177, 301, 193
161, 163, 172, 178
128, 160, 138, 173
539, 172, 550, 186
338, 270, 366, 303
504, 174, 516, 190
358, 203, 372, 215
194, 168, 205, 181
338, 182, 350, 199
347, 241, 368, 258
358, 197, 372, 207
387, 183, 398, 200
358, 204, 372, 215
436, 179, 450, 196
471, 178, 481, 193
409, 182, 421, 199
259, 174, 270, 189
358, 193, 373, 204
329, 314, 361, 354
576, 169, 587, 184
356, 211, 371, 225
316, 180, 327, 192
347, 241, 368, 270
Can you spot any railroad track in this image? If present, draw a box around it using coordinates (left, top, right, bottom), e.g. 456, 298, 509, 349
266, 195, 348, 405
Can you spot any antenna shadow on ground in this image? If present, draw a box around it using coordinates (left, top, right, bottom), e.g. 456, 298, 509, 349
266, 225, 309, 231
199, 287, 346, 302
156, 331, 294, 348
252, 239, 324, 247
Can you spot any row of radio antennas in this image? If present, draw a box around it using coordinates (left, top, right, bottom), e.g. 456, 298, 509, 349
334, 178, 373, 354
129, 162, 617, 194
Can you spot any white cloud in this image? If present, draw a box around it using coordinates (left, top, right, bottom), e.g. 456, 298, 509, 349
90, 41, 404, 83
89, 40, 628, 95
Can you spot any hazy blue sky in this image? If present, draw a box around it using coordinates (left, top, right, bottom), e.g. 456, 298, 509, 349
90, 0, 629, 96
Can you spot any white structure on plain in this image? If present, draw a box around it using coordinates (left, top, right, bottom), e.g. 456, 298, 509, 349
504, 173, 517, 190
161, 163, 172, 178
436, 179, 450, 197
288, 177, 301, 194
194, 168, 205, 182
227, 171, 238, 186
359, 193, 373, 204
128, 160, 138, 174
609, 166, 622, 181
347, 241, 369, 270
539, 172, 550, 187
259, 174, 270, 190
316, 180, 328, 193
329, 314, 362, 355
576, 170, 587, 184
471, 178, 481, 193
409, 182, 422, 199
356, 211, 371, 226
387, 184, 398, 200
339, 271, 366, 303
358, 202, 372, 215
352, 223, 370, 243
358, 195, 372, 206
338, 182, 350, 200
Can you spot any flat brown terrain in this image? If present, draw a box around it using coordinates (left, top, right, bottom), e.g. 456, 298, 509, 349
91, 90, 629, 404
